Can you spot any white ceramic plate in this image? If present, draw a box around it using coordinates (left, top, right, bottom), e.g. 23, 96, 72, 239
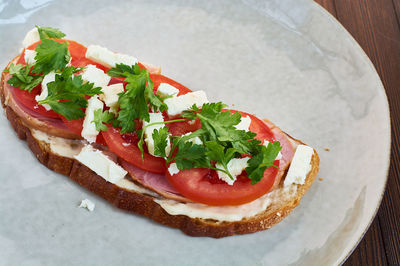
0, 0, 390, 265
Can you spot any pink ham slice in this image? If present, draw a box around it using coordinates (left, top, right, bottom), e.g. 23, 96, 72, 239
263, 119, 296, 189
120, 159, 192, 202
3, 74, 80, 139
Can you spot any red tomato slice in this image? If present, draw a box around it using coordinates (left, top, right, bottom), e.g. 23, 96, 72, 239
165, 110, 277, 206
166, 161, 279, 206
234, 110, 275, 142
11, 85, 60, 118
150, 74, 192, 95
101, 127, 166, 174
61, 116, 84, 135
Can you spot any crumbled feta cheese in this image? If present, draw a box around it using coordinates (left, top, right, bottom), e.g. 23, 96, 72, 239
99, 83, 124, 112
263, 140, 282, 160
235, 116, 251, 131
157, 83, 179, 98
182, 132, 203, 145
216, 157, 250, 185
74, 145, 127, 184
164, 90, 209, 116
24, 49, 37, 65
81, 96, 103, 143
35, 72, 56, 111
81, 64, 111, 88
85, 45, 138, 68
168, 163, 180, 176
79, 199, 95, 212
22, 27, 40, 48
142, 113, 171, 157
284, 145, 314, 186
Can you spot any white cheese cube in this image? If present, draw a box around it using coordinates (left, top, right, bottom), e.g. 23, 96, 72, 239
157, 83, 179, 98
284, 145, 314, 186
86, 45, 138, 68
168, 163, 180, 176
79, 199, 95, 212
99, 83, 124, 112
164, 90, 209, 116
24, 49, 37, 65
182, 133, 203, 145
74, 145, 127, 184
142, 112, 171, 157
216, 157, 250, 185
235, 116, 252, 131
35, 72, 56, 111
22, 27, 40, 48
81, 96, 103, 143
263, 140, 282, 160
81, 64, 111, 88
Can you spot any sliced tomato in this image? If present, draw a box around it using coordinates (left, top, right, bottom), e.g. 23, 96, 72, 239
60, 116, 84, 136
11, 85, 60, 118
166, 161, 279, 206
165, 110, 277, 206
150, 74, 192, 95
234, 110, 275, 142
101, 127, 166, 174
14, 40, 111, 122
165, 118, 201, 136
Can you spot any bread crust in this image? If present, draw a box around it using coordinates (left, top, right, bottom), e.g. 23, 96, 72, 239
1, 58, 320, 238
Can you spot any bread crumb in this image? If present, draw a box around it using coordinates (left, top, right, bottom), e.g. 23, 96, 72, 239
79, 199, 95, 212
276, 212, 281, 217
324, 148, 330, 151
319, 177, 324, 181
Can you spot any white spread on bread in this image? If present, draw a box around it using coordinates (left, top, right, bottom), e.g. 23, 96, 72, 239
31, 129, 83, 158
116, 178, 160, 197
154, 185, 297, 222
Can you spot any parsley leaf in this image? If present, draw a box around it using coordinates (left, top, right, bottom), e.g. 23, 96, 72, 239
152, 127, 170, 158
38, 67, 102, 120
107, 63, 167, 133
171, 139, 210, 170
92, 109, 115, 131
5, 63, 43, 92
36, 26, 66, 40
246, 141, 282, 184
32, 39, 70, 75
205, 141, 236, 179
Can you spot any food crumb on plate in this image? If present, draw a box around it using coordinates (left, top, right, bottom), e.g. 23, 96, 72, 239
79, 199, 95, 212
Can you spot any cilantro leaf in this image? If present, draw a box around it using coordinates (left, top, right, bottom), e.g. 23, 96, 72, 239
38, 67, 102, 120
36, 26, 66, 40
92, 109, 115, 131
152, 127, 170, 158
246, 141, 282, 184
5, 63, 43, 92
107, 63, 167, 133
32, 39, 70, 75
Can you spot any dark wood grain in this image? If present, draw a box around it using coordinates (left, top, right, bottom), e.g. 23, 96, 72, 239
344, 219, 388, 266
314, 0, 400, 265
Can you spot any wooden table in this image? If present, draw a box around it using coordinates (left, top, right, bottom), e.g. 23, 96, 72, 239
314, 0, 400, 265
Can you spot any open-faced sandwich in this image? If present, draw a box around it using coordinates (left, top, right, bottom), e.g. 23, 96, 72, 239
0, 26, 319, 238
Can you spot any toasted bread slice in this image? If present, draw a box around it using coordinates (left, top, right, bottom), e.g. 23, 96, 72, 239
1, 57, 319, 238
